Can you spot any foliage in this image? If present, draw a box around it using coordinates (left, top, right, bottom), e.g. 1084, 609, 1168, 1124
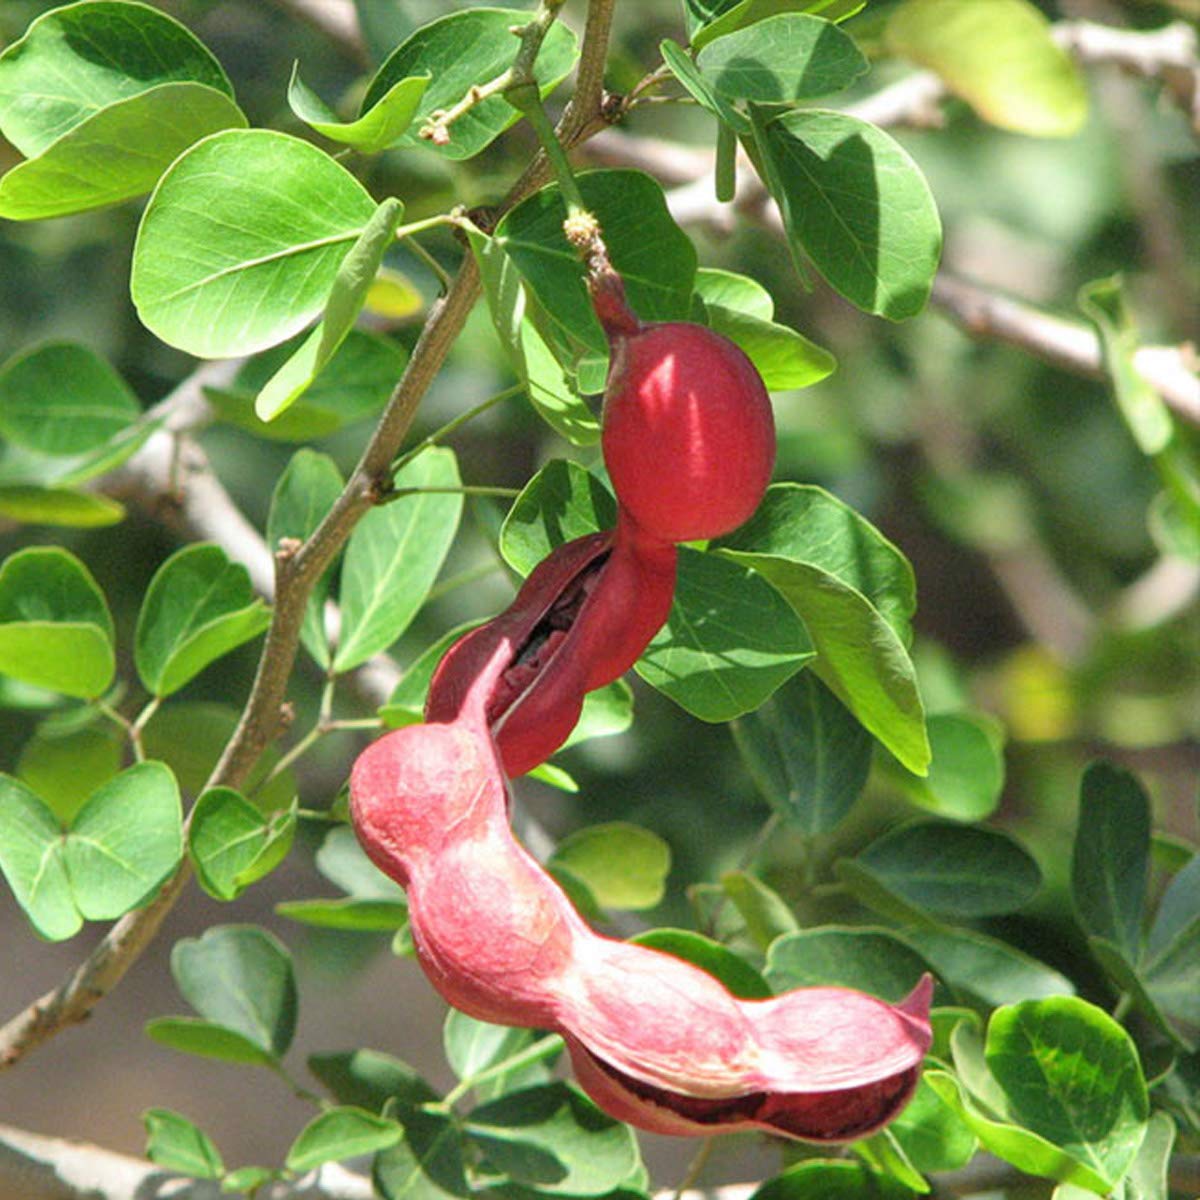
0, 0, 1197, 1197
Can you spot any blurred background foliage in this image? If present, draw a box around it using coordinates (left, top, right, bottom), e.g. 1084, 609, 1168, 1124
0, 0, 1198, 1177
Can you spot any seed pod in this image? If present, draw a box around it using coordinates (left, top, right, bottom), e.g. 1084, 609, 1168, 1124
426, 512, 676, 778
594, 270, 776, 543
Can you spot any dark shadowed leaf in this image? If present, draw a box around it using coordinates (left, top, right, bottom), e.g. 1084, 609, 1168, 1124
765, 926, 931, 1002
751, 107, 941, 320
632, 928, 771, 999
1072, 761, 1150, 964
733, 670, 872, 835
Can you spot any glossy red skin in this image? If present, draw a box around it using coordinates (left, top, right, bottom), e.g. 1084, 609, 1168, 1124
350, 652, 934, 1140
425, 511, 676, 777
601, 320, 776, 543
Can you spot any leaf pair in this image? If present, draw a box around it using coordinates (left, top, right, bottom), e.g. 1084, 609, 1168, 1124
0, 1, 245, 220
928, 999, 1152, 1195
1073, 761, 1200, 1051
0, 763, 181, 940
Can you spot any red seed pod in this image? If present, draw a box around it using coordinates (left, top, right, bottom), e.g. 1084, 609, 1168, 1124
426, 512, 676, 778
593, 270, 776, 543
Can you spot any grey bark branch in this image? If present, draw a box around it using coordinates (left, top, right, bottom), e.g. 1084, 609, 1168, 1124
0, 1122, 372, 1200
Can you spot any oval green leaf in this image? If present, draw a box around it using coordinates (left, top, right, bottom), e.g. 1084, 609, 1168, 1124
732, 669, 872, 835
169, 924, 297, 1059
549, 822, 670, 911
0, 546, 115, 698
334, 446, 462, 672
765, 926, 932, 1002
289, 64, 430, 154
696, 13, 868, 102
0, 83, 246, 221
132, 129, 378, 357
0, 773, 78, 940
751, 107, 942, 320
143, 1108, 225, 1179
286, 1107, 402, 1172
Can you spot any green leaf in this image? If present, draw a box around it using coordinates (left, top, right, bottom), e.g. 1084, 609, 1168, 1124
0, 486, 126, 528
704, 303, 836, 391
135, 543, 271, 697
765, 927, 932, 1002
560, 680, 634, 752
926, 1070, 1113, 1194
334, 446, 462, 671
288, 64, 429, 154
221, 1166, 278, 1193
145, 1016, 278, 1067
189, 788, 296, 901
632, 927, 772, 999
64, 761, 182, 921
717, 550, 929, 773
497, 170, 697, 359
286, 1107, 402, 1172
695, 267, 775, 319
751, 1159, 919, 1200
206, 329, 407, 443
443, 1012, 554, 1099
0, 83, 246, 220
887, 0, 1087, 137
0, 342, 139, 455
732, 670, 872, 835
549, 823, 670, 911
696, 14, 868, 101
308, 1049, 438, 1112
900, 926, 1074, 1008
374, 1109, 471, 1200
849, 822, 1041, 918
0, 773, 79, 940
886, 711, 1006, 822
660, 38, 749, 133
1124, 1111, 1175, 1200
692, 0, 867, 52
256, 196, 405, 422
750, 107, 942, 320
1142, 853, 1200, 1049
0, 0, 233, 155
143, 1108, 225, 1179
717, 484, 917, 640
132, 129, 378, 357
17, 720, 123, 824
275, 897, 409, 931
362, 8, 578, 161
887, 1074, 978, 1174
1071, 761, 1150, 965
637, 547, 815, 722
719, 870, 799, 951
986, 997, 1148, 1190
266, 449, 344, 669
1079, 276, 1174, 457
169, 924, 297, 1060
466, 1083, 641, 1196
0, 546, 115, 698
500, 460, 615, 575
466, 226, 600, 446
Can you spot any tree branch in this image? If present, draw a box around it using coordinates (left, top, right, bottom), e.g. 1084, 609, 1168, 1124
0, 0, 622, 1075
0, 1121, 371, 1200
